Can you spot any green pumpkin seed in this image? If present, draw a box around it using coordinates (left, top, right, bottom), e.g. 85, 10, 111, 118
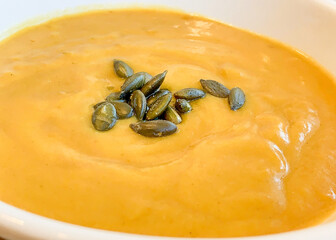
128, 91, 135, 105
138, 72, 153, 83
93, 101, 106, 110
141, 70, 167, 96
147, 89, 171, 107
174, 88, 205, 100
175, 99, 192, 113
113, 59, 134, 79
131, 90, 147, 120
121, 72, 146, 95
130, 120, 177, 137
106, 91, 126, 103
200, 79, 230, 98
164, 106, 182, 124
92, 102, 117, 131
146, 93, 172, 120
228, 87, 245, 111
110, 101, 133, 119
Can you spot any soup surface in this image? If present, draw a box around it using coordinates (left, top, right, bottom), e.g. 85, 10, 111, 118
0, 9, 335, 237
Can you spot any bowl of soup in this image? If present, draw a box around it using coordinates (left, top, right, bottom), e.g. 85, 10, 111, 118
0, 0, 336, 239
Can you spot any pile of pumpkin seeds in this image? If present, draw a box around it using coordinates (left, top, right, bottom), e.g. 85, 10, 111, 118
91, 60, 245, 137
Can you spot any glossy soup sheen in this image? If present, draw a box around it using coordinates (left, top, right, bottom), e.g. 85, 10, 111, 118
0, 9, 335, 238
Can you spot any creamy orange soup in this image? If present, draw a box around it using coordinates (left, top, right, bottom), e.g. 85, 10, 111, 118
0, 9, 335, 238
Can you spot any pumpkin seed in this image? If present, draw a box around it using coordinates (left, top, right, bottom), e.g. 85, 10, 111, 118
121, 72, 146, 95
92, 102, 117, 131
141, 70, 167, 96
146, 93, 172, 120
93, 101, 106, 110
175, 99, 192, 113
131, 90, 147, 120
147, 89, 171, 107
130, 120, 177, 137
228, 87, 245, 111
106, 91, 126, 103
138, 72, 153, 83
200, 79, 230, 98
174, 88, 205, 100
113, 59, 133, 79
164, 106, 182, 124
110, 101, 134, 119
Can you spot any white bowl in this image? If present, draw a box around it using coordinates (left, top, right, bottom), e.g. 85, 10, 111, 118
0, 0, 336, 239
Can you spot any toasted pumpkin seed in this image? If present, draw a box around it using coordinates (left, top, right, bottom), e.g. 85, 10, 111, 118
110, 101, 133, 119
130, 120, 177, 137
138, 72, 153, 83
164, 106, 182, 124
175, 99, 192, 113
121, 72, 146, 94
228, 87, 245, 111
113, 59, 133, 79
200, 79, 230, 98
146, 93, 172, 120
141, 70, 167, 96
131, 90, 147, 120
147, 89, 171, 107
174, 88, 205, 100
106, 91, 126, 103
92, 102, 117, 131
93, 101, 106, 110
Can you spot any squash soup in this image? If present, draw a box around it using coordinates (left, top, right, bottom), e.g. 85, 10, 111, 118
0, 9, 335, 237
